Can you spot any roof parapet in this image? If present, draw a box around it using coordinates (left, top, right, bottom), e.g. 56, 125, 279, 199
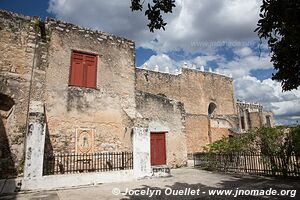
139, 63, 232, 78
236, 100, 263, 109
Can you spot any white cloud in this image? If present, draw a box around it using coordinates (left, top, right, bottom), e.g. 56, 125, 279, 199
141, 0, 262, 53
220, 53, 272, 78
234, 76, 300, 124
272, 100, 300, 117
142, 47, 272, 78
234, 47, 253, 57
48, 0, 262, 53
193, 55, 224, 66
141, 54, 177, 72
48, 0, 155, 45
139, 53, 225, 73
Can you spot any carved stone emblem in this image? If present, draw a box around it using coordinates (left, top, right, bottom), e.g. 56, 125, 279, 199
76, 128, 94, 154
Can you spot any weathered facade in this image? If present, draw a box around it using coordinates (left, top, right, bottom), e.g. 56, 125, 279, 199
44, 18, 136, 155
0, 9, 275, 181
135, 68, 239, 155
0, 10, 37, 178
236, 101, 275, 132
0, 9, 136, 178
135, 91, 187, 167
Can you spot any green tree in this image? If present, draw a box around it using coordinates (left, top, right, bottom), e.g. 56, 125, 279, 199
255, 126, 286, 155
205, 133, 257, 154
290, 126, 300, 156
206, 126, 300, 155
130, 0, 176, 32
255, 0, 300, 91
205, 126, 300, 176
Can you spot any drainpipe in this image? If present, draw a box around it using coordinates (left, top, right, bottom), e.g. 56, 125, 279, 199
23, 17, 40, 168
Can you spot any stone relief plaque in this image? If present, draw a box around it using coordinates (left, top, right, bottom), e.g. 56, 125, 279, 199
76, 128, 94, 154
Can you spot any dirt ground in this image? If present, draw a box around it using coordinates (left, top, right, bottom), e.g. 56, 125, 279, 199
0, 168, 299, 200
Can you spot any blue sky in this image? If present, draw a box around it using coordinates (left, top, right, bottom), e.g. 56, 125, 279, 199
1, 0, 299, 125
0, 0, 52, 19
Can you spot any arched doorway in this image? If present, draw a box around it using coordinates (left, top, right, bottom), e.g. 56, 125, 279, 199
207, 102, 217, 143
0, 93, 17, 178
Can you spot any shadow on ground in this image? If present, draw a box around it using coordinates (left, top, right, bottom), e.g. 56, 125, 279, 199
121, 174, 300, 200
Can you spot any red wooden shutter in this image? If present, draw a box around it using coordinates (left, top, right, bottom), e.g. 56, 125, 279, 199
70, 53, 84, 87
85, 55, 97, 88
69, 51, 97, 88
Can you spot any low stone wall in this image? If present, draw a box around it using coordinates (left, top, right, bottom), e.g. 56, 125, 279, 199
22, 170, 134, 191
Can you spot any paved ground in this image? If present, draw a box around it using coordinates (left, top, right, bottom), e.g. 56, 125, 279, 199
0, 168, 299, 200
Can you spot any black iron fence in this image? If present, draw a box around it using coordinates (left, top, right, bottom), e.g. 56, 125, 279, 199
43, 152, 133, 175
194, 152, 300, 177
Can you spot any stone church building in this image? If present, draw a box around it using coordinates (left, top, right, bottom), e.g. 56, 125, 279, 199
0, 9, 274, 184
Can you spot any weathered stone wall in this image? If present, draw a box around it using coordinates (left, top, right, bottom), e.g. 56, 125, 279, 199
210, 128, 229, 142
135, 91, 187, 167
236, 101, 275, 131
248, 112, 262, 128
185, 115, 209, 153
136, 68, 237, 153
44, 19, 136, 154
210, 117, 236, 142
136, 68, 236, 115
0, 9, 39, 177
262, 111, 275, 127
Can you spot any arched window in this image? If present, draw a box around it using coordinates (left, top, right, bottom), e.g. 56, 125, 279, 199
266, 115, 271, 127
208, 102, 217, 117
0, 93, 14, 111
0, 93, 16, 178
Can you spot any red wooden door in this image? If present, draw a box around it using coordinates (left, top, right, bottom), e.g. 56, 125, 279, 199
150, 132, 166, 166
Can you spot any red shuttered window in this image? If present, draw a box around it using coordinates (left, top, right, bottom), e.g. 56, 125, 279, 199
69, 51, 97, 88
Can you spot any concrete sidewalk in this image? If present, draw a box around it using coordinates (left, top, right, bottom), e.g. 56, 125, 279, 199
0, 168, 299, 200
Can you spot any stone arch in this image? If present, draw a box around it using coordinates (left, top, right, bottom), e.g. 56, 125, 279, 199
0, 93, 17, 178
0, 93, 15, 111
265, 115, 271, 127
208, 102, 217, 117
207, 102, 217, 144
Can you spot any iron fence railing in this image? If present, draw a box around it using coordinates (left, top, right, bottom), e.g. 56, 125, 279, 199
194, 152, 300, 177
43, 152, 133, 175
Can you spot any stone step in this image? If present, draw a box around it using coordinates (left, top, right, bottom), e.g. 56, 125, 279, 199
151, 165, 171, 177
